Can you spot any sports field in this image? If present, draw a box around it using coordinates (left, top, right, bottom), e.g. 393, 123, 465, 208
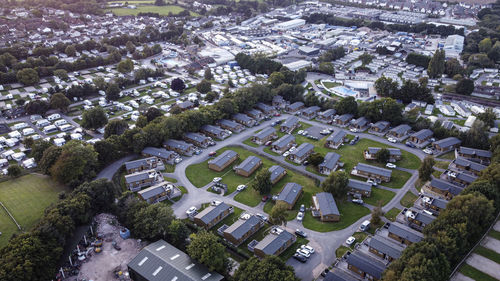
0, 174, 68, 248
107, 5, 199, 16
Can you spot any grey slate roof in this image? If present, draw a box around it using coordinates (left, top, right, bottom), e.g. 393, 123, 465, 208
254, 229, 294, 255
201, 124, 225, 135
315, 192, 340, 216
389, 124, 411, 135
433, 137, 461, 148
127, 240, 223, 281
388, 223, 424, 243
414, 211, 436, 225
195, 202, 231, 224
368, 235, 404, 260
184, 132, 209, 143
302, 106, 321, 115
277, 183, 302, 205
208, 150, 238, 168
345, 251, 386, 280
347, 178, 372, 192
430, 178, 463, 196
336, 114, 353, 123
256, 102, 274, 113
319, 109, 336, 118
281, 116, 299, 128
142, 147, 175, 160
247, 109, 262, 117
224, 215, 261, 240
327, 130, 347, 143
431, 197, 448, 209
352, 117, 369, 127
319, 152, 341, 170
125, 157, 156, 170
355, 163, 392, 178
410, 129, 433, 141
164, 139, 193, 151
291, 143, 314, 158
125, 169, 155, 183
367, 147, 401, 157
324, 269, 359, 281
218, 119, 241, 129
272, 134, 295, 149
458, 146, 492, 159
138, 182, 172, 200
371, 121, 390, 130
235, 156, 261, 173
255, 127, 276, 140
269, 165, 286, 183
288, 101, 304, 111
455, 171, 477, 184
233, 113, 253, 122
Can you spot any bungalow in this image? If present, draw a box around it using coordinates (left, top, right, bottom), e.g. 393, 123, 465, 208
334, 114, 354, 127
387, 124, 411, 139
451, 157, 487, 176
177, 100, 195, 111
441, 121, 454, 130
208, 150, 239, 172
346, 251, 386, 281
318, 152, 341, 175
194, 202, 233, 229
268, 165, 287, 184
223, 215, 264, 246
256, 102, 276, 115
348, 178, 372, 197
124, 169, 161, 192
246, 109, 264, 120
370, 121, 390, 133
421, 196, 448, 214
183, 132, 211, 148
405, 209, 436, 228
253, 227, 296, 258
367, 235, 404, 262
363, 147, 402, 162
137, 182, 175, 204
277, 183, 303, 209
252, 127, 277, 145
233, 113, 256, 127
272, 95, 285, 109
125, 157, 162, 173
350, 117, 369, 131
325, 130, 347, 149
317, 109, 336, 123
447, 171, 477, 186
217, 119, 245, 133
142, 147, 176, 164
201, 125, 229, 140
234, 156, 262, 177
352, 163, 392, 182
280, 116, 300, 133
271, 134, 296, 154
432, 137, 461, 153
428, 178, 463, 200
287, 143, 314, 164
408, 129, 433, 146
164, 139, 195, 156
312, 192, 340, 222
388, 222, 424, 245
456, 146, 492, 164
301, 106, 321, 119
286, 101, 305, 113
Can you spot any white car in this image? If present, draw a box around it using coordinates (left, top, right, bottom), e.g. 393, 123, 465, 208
350, 128, 358, 133
386, 163, 397, 169
236, 184, 246, 192
186, 206, 197, 216
297, 130, 304, 135
300, 245, 315, 254
320, 129, 330, 135
282, 151, 290, 157
296, 248, 311, 258
346, 236, 356, 246
296, 212, 304, 221
423, 148, 433, 155
302, 130, 308, 136
289, 147, 296, 152
387, 137, 397, 143
366, 179, 378, 186
213, 177, 222, 183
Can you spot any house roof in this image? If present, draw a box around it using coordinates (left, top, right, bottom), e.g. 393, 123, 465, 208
348, 178, 372, 192
302, 106, 321, 115
367, 147, 402, 156
355, 163, 392, 178
125, 157, 156, 170
336, 114, 353, 122
430, 178, 463, 196
352, 117, 369, 127
319, 152, 341, 170
324, 269, 359, 281
124, 169, 155, 183
142, 147, 175, 159
277, 182, 302, 205
138, 182, 173, 200
255, 127, 276, 140
345, 251, 386, 280
184, 132, 209, 143
233, 113, 253, 122
235, 156, 262, 173
327, 130, 346, 143
254, 228, 294, 255
315, 192, 340, 216
458, 146, 492, 159
194, 202, 231, 224
272, 95, 284, 103
441, 121, 454, 130
319, 109, 336, 118
433, 137, 461, 148
430, 197, 448, 209
455, 171, 477, 184
218, 119, 241, 129
291, 143, 314, 158
224, 215, 261, 240
256, 102, 274, 113
178, 100, 194, 109
201, 124, 225, 135
389, 124, 411, 135
371, 121, 390, 130
164, 139, 194, 151
414, 210, 436, 225
410, 129, 433, 140
272, 134, 295, 149
269, 165, 286, 183
247, 108, 263, 117
281, 116, 299, 128
208, 150, 238, 168
127, 240, 223, 281
388, 222, 424, 243
368, 235, 404, 260
288, 101, 304, 110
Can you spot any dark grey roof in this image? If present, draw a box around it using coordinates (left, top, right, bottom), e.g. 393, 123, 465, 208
441, 121, 454, 130
319, 109, 336, 118
430, 178, 463, 195
277, 182, 302, 205
256, 102, 274, 113
125, 169, 155, 183
291, 143, 314, 158
224, 215, 261, 240
433, 137, 461, 148
272, 134, 295, 149
201, 124, 225, 135
281, 116, 299, 128
368, 236, 404, 260
371, 121, 390, 130
455, 171, 477, 184
138, 182, 173, 200
431, 197, 448, 209
355, 163, 392, 178
255, 127, 276, 140
324, 269, 359, 281
143, 147, 175, 159
302, 106, 321, 114
345, 251, 386, 280
273, 95, 284, 103
458, 146, 492, 159
319, 152, 341, 170
414, 211, 436, 225
388, 223, 424, 243
410, 129, 433, 140
254, 228, 294, 255
367, 147, 401, 156
233, 113, 253, 122
208, 150, 238, 168
218, 119, 241, 129
184, 132, 209, 143
194, 202, 231, 224
327, 130, 347, 143
347, 178, 372, 192
125, 157, 156, 170
315, 192, 340, 216
269, 165, 286, 183
389, 124, 411, 135
235, 156, 261, 173
127, 240, 223, 281
178, 100, 194, 109
247, 109, 263, 117
164, 139, 194, 151
336, 114, 353, 122
352, 117, 369, 127
288, 101, 304, 110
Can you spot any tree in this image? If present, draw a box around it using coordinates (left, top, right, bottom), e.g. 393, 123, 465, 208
318, 62, 334, 75
65, 45, 76, 57
187, 231, 228, 273
106, 83, 121, 100
268, 72, 285, 88
375, 148, 390, 163
39, 145, 62, 174
126, 41, 136, 54
270, 201, 288, 227
455, 78, 474, 95
321, 170, 349, 201
252, 170, 272, 195
117, 59, 134, 74
53, 69, 68, 80
196, 79, 212, 94
154, 0, 166, 5
307, 152, 324, 167
81, 107, 108, 130
15, 98, 25, 106
478, 37, 492, 53
418, 156, 435, 182
49, 93, 70, 112
427, 49, 445, 78
370, 202, 383, 226
405, 53, 431, 68
334, 96, 357, 116
375, 76, 399, 97
234, 256, 299, 281
16, 68, 39, 85
145, 107, 163, 122
462, 120, 489, 150
444, 58, 464, 77
205, 91, 219, 102
49, 141, 99, 186
167, 220, 190, 247
171, 78, 186, 92
104, 119, 128, 138
7, 164, 22, 178
25, 100, 49, 115
463, 180, 500, 210
477, 108, 496, 127
204, 68, 213, 80
131, 204, 174, 240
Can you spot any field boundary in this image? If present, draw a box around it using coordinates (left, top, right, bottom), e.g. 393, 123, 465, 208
0, 201, 21, 230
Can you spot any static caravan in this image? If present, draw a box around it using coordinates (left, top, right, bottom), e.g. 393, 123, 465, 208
22, 128, 35, 136
47, 113, 61, 121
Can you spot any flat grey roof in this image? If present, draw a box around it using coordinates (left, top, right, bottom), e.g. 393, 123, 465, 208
355, 163, 392, 178
388, 222, 424, 243
277, 182, 302, 205
347, 178, 372, 192
194, 202, 231, 224
235, 156, 261, 173
346, 251, 386, 280
224, 215, 261, 240
433, 137, 461, 148
315, 192, 339, 216
368, 235, 404, 259
254, 228, 294, 255
208, 150, 238, 168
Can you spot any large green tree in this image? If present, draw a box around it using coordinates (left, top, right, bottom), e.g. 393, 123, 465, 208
81, 107, 108, 130
427, 49, 445, 78
104, 119, 128, 138
334, 96, 357, 116
16, 68, 39, 85
270, 201, 289, 227
117, 59, 134, 73
252, 169, 272, 195
196, 79, 212, 94
455, 78, 474, 95
418, 156, 435, 182
321, 170, 349, 201
167, 220, 190, 247
375, 76, 399, 97
187, 231, 228, 273
49, 141, 99, 186
131, 204, 174, 240
234, 256, 299, 281
49, 93, 70, 112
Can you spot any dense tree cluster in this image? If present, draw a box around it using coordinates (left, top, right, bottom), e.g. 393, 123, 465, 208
375, 76, 434, 104
405, 53, 431, 68
235, 53, 283, 75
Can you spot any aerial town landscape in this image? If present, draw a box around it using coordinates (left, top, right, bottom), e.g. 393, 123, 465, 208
0, 0, 500, 280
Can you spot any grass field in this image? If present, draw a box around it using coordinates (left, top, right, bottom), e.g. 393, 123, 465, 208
439, 151, 456, 160
0, 174, 68, 248
336, 245, 351, 258
459, 264, 498, 281
107, 5, 199, 16
400, 190, 419, 207
475, 246, 500, 264
302, 201, 370, 232
489, 230, 500, 240
384, 207, 401, 221
364, 187, 395, 206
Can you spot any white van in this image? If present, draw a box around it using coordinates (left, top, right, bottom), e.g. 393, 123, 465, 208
47, 113, 61, 121
360, 220, 371, 232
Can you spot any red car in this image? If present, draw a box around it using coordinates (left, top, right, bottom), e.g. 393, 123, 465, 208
208, 151, 217, 157
274, 113, 281, 117
261, 195, 269, 202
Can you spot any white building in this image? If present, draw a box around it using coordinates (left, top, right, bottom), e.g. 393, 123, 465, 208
274, 19, 306, 30
443, 35, 464, 58
283, 60, 312, 71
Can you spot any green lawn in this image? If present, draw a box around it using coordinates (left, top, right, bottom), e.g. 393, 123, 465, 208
0, 174, 69, 248
353, 231, 368, 243
107, 5, 199, 16
475, 246, 500, 264
432, 169, 443, 178
384, 208, 401, 221
489, 230, 500, 241
364, 188, 395, 206
400, 191, 418, 207
243, 138, 259, 147
439, 151, 456, 160
323, 81, 342, 89
302, 201, 370, 232
336, 246, 351, 258
263, 201, 297, 221
459, 264, 498, 281
434, 161, 450, 169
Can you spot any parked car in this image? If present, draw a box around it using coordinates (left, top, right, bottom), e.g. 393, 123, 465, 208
352, 198, 364, 205
346, 236, 356, 246
299, 204, 305, 212
296, 248, 311, 258
297, 130, 304, 135
386, 163, 397, 169
300, 245, 315, 254
295, 229, 307, 238
302, 160, 309, 166
256, 213, 268, 222
283, 151, 290, 157
208, 151, 217, 157
296, 212, 304, 221
274, 113, 281, 117
261, 195, 269, 202
350, 128, 358, 133
236, 184, 246, 192
320, 129, 330, 135
366, 179, 378, 186
265, 140, 272, 146
293, 253, 307, 263
388, 137, 397, 143
213, 177, 222, 183
186, 206, 197, 216
423, 148, 433, 155
405, 142, 416, 148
